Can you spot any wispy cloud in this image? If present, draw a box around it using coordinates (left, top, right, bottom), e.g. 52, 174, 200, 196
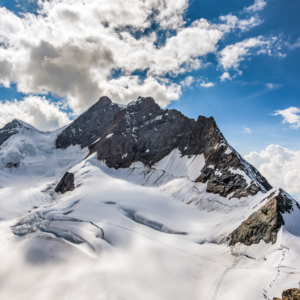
273, 107, 300, 129
180, 76, 195, 87
245, 0, 267, 12
284, 38, 300, 50
243, 126, 251, 134
199, 81, 215, 88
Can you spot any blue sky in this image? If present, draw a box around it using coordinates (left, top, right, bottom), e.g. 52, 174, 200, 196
0, 0, 299, 196
168, 0, 300, 155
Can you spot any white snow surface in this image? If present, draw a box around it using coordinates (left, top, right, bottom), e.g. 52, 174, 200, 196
0, 125, 299, 300
153, 148, 205, 181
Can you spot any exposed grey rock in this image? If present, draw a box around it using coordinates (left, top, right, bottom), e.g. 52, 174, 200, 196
198, 168, 260, 199
0, 119, 26, 146
273, 288, 300, 300
89, 96, 221, 168
55, 172, 75, 194
55, 96, 121, 149
229, 189, 295, 246
195, 146, 271, 197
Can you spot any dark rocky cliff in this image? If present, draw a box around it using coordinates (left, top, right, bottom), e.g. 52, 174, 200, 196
54, 96, 272, 199
89, 96, 220, 168
88, 96, 271, 195
56, 96, 121, 149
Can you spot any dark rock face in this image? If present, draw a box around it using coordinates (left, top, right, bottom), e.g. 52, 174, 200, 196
55, 172, 75, 194
89, 96, 221, 168
55, 96, 121, 149
196, 146, 272, 197
229, 189, 295, 246
87, 96, 271, 199
0, 119, 24, 146
273, 288, 300, 300
197, 166, 261, 199
54, 95, 272, 199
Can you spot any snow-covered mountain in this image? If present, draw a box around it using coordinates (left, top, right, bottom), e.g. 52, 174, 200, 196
0, 96, 299, 300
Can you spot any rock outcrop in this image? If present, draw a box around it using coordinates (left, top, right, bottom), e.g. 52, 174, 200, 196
229, 189, 295, 246
0, 119, 28, 146
56, 96, 121, 149
86, 96, 271, 198
273, 288, 300, 300
55, 172, 75, 194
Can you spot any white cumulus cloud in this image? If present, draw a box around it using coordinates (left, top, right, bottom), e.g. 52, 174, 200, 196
245, 145, 300, 200
220, 72, 232, 81
218, 37, 271, 70
273, 107, 300, 129
0, 1, 229, 112
0, 96, 70, 131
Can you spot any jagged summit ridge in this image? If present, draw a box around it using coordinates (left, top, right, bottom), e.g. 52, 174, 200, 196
0, 118, 40, 147
76, 96, 271, 198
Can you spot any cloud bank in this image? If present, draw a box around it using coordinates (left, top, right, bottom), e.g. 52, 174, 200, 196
0, 96, 70, 131
245, 144, 300, 200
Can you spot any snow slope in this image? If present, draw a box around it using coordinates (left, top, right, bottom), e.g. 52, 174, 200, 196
0, 119, 299, 300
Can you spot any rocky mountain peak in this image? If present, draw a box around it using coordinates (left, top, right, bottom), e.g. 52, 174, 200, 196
55, 96, 121, 149
84, 96, 271, 200
0, 118, 38, 146
97, 95, 113, 106
127, 96, 159, 110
